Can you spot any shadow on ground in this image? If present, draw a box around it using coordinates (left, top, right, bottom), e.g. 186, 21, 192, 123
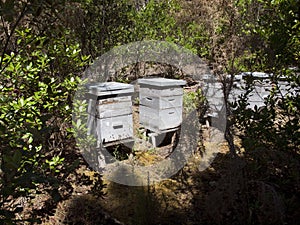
59, 142, 300, 225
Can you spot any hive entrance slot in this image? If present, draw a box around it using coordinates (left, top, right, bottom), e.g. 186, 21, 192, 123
113, 124, 123, 129
146, 97, 153, 101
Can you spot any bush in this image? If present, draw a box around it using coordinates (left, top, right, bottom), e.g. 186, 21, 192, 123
0, 28, 90, 223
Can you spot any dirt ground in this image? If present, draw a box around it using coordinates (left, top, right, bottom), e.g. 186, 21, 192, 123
41, 104, 233, 225
8, 99, 298, 225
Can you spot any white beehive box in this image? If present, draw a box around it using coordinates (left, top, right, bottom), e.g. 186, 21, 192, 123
204, 82, 224, 117
138, 78, 186, 132
86, 82, 134, 144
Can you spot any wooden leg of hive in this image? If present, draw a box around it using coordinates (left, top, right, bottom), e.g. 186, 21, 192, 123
205, 119, 210, 128
148, 132, 158, 147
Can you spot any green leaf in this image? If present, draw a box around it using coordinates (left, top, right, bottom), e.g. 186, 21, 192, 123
19, 97, 25, 107
28, 136, 33, 144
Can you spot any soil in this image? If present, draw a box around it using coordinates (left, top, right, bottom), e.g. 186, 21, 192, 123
40, 103, 232, 225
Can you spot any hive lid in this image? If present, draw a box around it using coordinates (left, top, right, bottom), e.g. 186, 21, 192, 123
241, 72, 271, 79
87, 82, 134, 96
138, 78, 186, 87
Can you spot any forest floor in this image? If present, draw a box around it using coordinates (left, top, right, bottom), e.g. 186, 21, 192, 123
39, 105, 246, 225
8, 105, 299, 225
43, 129, 232, 225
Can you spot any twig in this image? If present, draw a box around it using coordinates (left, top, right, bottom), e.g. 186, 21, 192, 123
0, 1, 29, 71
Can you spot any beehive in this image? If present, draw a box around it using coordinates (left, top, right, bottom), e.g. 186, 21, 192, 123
86, 82, 134, 146
138, 78, 186, 132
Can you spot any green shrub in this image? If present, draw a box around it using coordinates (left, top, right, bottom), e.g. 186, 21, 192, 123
0, 28, 90, 223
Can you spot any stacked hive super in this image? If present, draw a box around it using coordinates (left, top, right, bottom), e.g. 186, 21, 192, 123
138, 78, 186, 146
86, 82, 134, 147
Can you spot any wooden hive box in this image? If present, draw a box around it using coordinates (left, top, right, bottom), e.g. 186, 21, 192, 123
138, 78, 186, 132
86, 82, 134, 146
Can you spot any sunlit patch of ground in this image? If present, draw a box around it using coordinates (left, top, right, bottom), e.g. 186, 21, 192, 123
43, 124, 230, 224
